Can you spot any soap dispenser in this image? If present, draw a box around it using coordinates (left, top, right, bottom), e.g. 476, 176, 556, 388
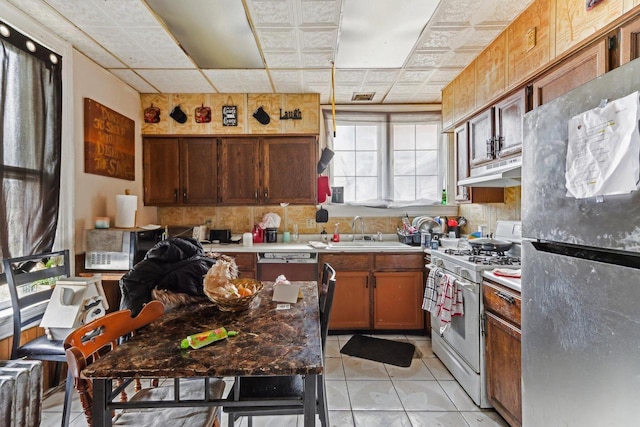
332, 223, 340, 242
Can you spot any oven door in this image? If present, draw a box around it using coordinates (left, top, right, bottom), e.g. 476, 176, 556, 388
430, 269, 481, 372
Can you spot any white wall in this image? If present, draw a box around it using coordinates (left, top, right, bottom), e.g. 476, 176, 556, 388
72, 51, 156, 252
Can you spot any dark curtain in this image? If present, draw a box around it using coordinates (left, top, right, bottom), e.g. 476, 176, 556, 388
0, 21, 62, 263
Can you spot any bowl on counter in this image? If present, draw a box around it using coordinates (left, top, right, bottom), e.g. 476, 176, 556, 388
439, 237, 459, 249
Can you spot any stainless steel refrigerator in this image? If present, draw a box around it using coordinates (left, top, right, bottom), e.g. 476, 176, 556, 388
522, 57, 640, 426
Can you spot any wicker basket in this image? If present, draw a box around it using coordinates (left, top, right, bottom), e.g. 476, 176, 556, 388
205, 279, 264, 312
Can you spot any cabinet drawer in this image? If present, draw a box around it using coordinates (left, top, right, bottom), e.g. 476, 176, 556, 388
375, 253, 423, 270
226, 252, 257, 271
319, 254, 370, 270
483, 280, 521, 328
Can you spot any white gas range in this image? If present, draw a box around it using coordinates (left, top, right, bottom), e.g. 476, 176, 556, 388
428, 220, 521, 409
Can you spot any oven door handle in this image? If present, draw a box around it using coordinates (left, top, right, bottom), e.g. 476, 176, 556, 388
458, 281, 477, 294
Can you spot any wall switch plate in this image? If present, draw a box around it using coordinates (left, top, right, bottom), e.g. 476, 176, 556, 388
306, 218, 315, 228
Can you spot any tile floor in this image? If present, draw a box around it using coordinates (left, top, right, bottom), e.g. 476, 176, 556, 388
40, 334, 509, 427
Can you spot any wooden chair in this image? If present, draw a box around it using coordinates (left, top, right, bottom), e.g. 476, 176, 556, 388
223, 263, 337, 427
3, 250, 74, 427
64, 300, 224, 426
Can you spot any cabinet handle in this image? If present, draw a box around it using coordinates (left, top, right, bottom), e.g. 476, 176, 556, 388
183, 190, 187, 203
264, 189, 268, 200
174, 189, 178, 202
365, 277, 369, 289
494, 136, 503, 157
486, 137, 495, 160
255, 190, 258, 201
495, 291, 515, 304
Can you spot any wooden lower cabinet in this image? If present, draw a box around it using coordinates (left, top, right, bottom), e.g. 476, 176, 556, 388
328, 271, 371, 329
321, 252, 425, 331
373, 271, 424, 329
226, 252, 257, 279
483, 280, 522, 427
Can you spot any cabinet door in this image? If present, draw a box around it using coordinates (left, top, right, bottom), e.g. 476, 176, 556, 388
485, 312, 522, 427
454, 124, 470, 202
180, 138, 218, 205
329, 271, 371, 330
620, 14, 640, 65
143, 137, 181, 205
532, 39, 607, 107
219, 138, 260, 204
373, 271, 424, 330
468, 109, 495, 167
262, 136, 317, 204
494, 90, 525, 159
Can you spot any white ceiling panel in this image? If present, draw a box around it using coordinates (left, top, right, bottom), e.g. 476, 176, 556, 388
4, 0, 533, 100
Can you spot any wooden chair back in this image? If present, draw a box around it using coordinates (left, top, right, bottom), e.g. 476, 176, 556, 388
318, 263, 336, 353
63, 301, 165, 424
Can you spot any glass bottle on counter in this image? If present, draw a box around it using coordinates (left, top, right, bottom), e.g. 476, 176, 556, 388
321, 226, 328, 243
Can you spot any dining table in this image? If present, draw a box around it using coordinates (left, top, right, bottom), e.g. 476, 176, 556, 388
82, 281, 323, 427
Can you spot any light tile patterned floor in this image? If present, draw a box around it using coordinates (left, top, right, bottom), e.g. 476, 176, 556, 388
40, 334, 510, 427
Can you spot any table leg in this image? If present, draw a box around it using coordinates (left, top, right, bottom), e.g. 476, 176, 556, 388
92, 378, 112, 427
303, 374, 316, 427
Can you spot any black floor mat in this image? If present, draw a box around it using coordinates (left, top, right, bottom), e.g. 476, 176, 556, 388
339, 335, 416, 368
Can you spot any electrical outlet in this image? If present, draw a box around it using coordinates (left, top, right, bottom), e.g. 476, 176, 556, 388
306, 218, 315, 228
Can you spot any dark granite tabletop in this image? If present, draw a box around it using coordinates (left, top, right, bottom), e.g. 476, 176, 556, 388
83, 281, 323, 379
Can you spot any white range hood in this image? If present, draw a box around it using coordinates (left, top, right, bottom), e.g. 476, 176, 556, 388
458, 156, 522, 187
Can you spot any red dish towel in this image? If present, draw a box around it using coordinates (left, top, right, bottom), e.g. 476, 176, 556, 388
435, 273, 464, 335
492, 268, 521, 278
317, 176, 331, 203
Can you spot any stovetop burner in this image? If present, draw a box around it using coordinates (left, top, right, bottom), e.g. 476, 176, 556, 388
468, 255, 521, 266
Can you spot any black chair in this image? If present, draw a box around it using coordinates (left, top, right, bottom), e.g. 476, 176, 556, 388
223, 263, 337, 427
3, 249, 74, 427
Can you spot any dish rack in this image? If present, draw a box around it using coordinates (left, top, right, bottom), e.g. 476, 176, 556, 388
397, 231, 421, 246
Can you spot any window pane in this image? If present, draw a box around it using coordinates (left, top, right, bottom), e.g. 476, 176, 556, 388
355, 126, 377, 150
417, 176, 439, 199
394, 125, 415, 150
355, 177, 377, 201
356, 152, 377, 176
394, 176, 415, 200
333, 151, 355, 176
394, 152, 415, 175
416, 151, 438, 175
416, 124, 439, 149
334, 126, 355, 150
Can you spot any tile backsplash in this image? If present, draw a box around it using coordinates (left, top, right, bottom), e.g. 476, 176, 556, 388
158, 186, 521, 237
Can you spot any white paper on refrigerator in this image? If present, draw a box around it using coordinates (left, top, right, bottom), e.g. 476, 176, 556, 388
565, 91, 640, 199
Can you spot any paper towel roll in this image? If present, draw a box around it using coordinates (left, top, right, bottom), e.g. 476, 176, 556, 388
115, 195, 137, 228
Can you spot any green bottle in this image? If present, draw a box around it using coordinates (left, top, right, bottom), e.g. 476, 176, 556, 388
441, 188, 447, 205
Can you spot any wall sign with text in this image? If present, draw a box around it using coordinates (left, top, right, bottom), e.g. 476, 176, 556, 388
84, 98, 135, 180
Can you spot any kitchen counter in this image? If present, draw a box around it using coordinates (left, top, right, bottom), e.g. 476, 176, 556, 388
203, 241, 424, 253
483, 270, 521, 293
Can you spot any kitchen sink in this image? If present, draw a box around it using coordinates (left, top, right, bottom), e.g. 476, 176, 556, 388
325, 241, 415, 250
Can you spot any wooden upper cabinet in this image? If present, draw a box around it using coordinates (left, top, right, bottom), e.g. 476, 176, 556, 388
532, 39, 608, 107
454, 124, 471, 203
469, 109, 495, 167
555, 0, 625, 55
442, 84, 455, 131
620, 13, 640, 64
494, 89, 526, 159
143, 137, 217, 205
453, 62, 476, 122
507, 0, 552, 88
476, 32, 507, 108
219, 136, 317, 205
219, 137, 261, 205
263, 136, 317, 204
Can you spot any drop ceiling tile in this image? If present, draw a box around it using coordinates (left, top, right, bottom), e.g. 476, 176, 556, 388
440, 49, 481, 67
45, 0, 117, 27
123, 26, 180, 52
303, 69, 332, 83
247, 0, 294, 26
258, 28, 298, 50
397, 69, 435, 84
300, 28, 337, 50
299, 0, 342, 26
136, 69, 214, 93
335, 69, 367, 84
270, 70, 302, 85
302, 52, 334, 68
202, 69, 273, 93
93, 0, 160, 27
264, 52, 300, 68
386, 83, 423, 96
274, 83, 303, 93
82, 26, 137, 53
406, 51, 449, 68
429, 67, 464, 82
365, 70, 399, 84
417, 27, 470, 50
304, 84, 331, 103
75, 41, 126, 68
146, 48, 194, 69
109, 69, 159, 93
458, 26, 503, 49
113, 49, 158, 68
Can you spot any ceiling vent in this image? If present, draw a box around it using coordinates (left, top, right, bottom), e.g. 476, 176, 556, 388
351, 92, 375, 101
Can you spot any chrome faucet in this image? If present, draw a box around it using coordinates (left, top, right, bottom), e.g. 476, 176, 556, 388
352, 216, 365, 241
